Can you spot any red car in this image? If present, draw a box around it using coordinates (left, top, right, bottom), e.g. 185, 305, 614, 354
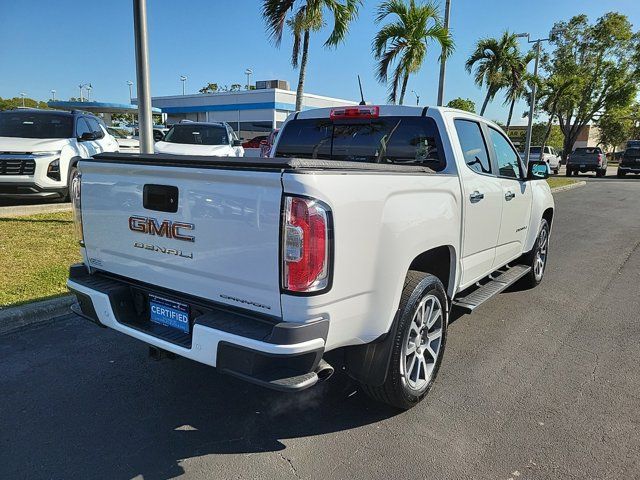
259, 129, 279, 157
242, 135, 268, 149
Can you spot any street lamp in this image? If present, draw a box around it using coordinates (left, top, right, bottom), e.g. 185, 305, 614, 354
180, 75, 187, 95
50, 89, 56, 101
20, 93, 26, 107
436, 0, 451, 106
245, 68, 253, 90
411, 90, 420, 106
127, 80, 134, 102
517, 28, 563, 165
86, 84, 93, 102
78, 84, 85, 102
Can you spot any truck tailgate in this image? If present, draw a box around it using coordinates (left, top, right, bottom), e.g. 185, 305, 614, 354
79, 160, 283, 316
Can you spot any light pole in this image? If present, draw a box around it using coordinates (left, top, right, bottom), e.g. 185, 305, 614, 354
517, 29, 562, 165
180, 75, 187, 95
133, 0, 154, 154
78, 84, 84, 102
86, 84, 93, 102
127, 80, 134, 102
245, 68, 253, 90
411, 90, 420, 106
20, 93, 26, 107
436, 0, 451, 106
50, 89, 56, 101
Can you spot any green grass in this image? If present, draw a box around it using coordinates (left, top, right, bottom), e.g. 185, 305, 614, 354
547, 177, 580, 189
0, 211, 80, 308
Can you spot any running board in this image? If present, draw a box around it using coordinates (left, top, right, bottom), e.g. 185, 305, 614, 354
453, 265, 531, 313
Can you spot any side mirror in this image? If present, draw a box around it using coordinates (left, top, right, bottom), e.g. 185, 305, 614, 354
527, 160, 549, 180
79, 132, 97, 142
232, 139, 242, 147
153, 131, 164, 142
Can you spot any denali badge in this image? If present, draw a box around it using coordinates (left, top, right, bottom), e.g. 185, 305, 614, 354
129, 216, 195, 242
134, 242, 193, 259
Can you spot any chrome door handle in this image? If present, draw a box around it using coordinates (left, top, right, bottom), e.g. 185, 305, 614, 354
505, 191, 516, 201
470, 191, 484, 203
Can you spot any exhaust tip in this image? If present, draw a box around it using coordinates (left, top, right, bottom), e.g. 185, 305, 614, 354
315, 359, 334, 382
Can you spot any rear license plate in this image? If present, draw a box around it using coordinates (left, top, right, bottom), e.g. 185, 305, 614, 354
149, 295, 190, 333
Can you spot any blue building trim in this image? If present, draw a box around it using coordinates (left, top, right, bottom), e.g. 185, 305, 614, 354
159, 101, 299, 114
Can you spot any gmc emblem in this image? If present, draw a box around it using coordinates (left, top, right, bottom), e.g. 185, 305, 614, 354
128, 216, 195, 242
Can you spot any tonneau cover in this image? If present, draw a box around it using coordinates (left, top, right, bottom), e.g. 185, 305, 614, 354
90, 152, 435, 174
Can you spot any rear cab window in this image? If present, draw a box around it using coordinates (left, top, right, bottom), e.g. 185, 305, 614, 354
275, 116, 446, 171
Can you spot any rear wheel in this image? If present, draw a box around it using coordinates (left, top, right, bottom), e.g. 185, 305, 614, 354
596, 168, 605, 178
360, 272, 448, 410
565, 168, 572, 177
520, 218, 549, 288
617, 169, 626, 178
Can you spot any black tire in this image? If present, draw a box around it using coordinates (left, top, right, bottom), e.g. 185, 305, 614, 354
360, 271, 448, 410
565, 168, 572, 177
62, 165, 78, 203
520, 218, 550, 288
553, 168, 559, 175
617, 169, 626, 178
596, 169, 605, 178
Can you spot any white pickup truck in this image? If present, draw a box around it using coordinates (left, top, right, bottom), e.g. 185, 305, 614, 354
67, 105, 554, 409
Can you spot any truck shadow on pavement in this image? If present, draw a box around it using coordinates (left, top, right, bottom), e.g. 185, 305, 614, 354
0, 318, 400, 480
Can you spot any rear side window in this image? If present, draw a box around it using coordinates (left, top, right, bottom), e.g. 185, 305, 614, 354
275, 116, 445, 170
454, 119, 491, 174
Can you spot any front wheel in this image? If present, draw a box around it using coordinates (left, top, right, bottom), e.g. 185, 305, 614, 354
520, 219, 550, 288
360, 272, 448, 410
62, 165, 78, 203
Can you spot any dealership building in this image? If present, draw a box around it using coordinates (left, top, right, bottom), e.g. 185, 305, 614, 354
148, 80, 357, 139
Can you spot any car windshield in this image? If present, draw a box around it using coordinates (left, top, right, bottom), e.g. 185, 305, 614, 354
574, 147, 601, 154
274, 116, 444, 170
0, 111, 74, 139
624, 148, 640, 157
107, 127, 130, 139
163, 124, 228, 145
529, 147, 542, 154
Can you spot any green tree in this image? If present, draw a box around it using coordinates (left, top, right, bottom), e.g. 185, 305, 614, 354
263, 0, 361, 111
0, 96, 49, 111
543, 13, 640, 158
446, 97, 475, 113
199, 83, 219, 94
597, 103, 639, 153
534, 75, 576, 153
503, 49, 536, 131
373, 0, 453, 105
466, 31, 520, 116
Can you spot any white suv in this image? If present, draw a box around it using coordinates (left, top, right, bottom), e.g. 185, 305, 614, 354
154, 121, 244, 157
0, 109, 119, 200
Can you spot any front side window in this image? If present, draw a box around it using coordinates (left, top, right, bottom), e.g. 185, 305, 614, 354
85, 117, 104, 139
76, 119, 92, 139
0, 111, 74, 139
489, 128, 523, 179
275, 116, 444, 170
163, 124, 229, 145
454, 119, 491, 175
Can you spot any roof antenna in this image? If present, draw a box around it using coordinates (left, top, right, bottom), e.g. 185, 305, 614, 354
357, 75, 366, 105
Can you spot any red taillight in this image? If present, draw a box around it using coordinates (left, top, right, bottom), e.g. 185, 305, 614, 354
282, 196, 331, 293
597, 153, 603, 165
329, 105, 379, 120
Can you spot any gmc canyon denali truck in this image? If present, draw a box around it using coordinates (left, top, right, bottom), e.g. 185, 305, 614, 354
0, 109, 118, 200
67, 105, 554, 409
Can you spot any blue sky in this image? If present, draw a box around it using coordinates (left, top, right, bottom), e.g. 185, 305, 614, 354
1, 0, 638, 125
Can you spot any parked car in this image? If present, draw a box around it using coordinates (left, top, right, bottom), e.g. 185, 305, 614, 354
242, 135, 268, 149
154, 121, 244, 156
259, 128, 279, 157
566, 146, 607, 177
528, 146, 561, 174
133, 125, 169, 142
107, 127, 139, 152
0, 108, 118, 200
67, 105, 553, 410
617, 147, 640, 177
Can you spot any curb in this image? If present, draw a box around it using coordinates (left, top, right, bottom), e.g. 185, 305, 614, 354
0, 203, 71, 218
0, 295, 75, 336
550, 180, 586, 194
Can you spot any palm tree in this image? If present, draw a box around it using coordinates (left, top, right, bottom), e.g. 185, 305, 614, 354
465, 31, 519, 116
536, 75, 576, 156
373, 0, 453, 105
262, 0, 361, 112
503, 50, 536, 132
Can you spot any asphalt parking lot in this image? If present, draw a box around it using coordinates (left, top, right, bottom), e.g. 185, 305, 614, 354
1, 177, 639, 480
